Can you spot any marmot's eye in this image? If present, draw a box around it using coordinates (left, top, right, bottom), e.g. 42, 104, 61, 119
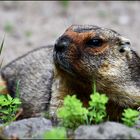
86, 38, 103, 47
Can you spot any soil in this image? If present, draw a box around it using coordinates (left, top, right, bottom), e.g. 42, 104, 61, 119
0, 1, 140, 66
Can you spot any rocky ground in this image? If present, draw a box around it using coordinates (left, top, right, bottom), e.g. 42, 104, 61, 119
0, 117, 140, 139
0, 1, 140, 139
0, 1, 140, 66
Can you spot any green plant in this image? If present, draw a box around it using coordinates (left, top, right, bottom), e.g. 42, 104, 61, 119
0, 37, 21, 123
122, 108, 140, 127
43, 127, 67, 139
57, 95, 88, 129
0, 35, 5, 68
57, 82, 109, 129
0, 36, 5, 56
0, 94, 21, 123
87, 82, 108, 124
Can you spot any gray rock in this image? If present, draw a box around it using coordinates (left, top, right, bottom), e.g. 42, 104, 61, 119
1, 46, 54, 117
1, 117, 52, 139
75, 121, 140, 139
134, 119, 140, 129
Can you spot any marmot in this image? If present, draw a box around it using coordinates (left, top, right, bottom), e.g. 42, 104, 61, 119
1, 25, 140, 120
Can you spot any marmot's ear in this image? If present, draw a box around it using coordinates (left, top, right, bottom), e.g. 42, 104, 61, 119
0, 45, 54, 118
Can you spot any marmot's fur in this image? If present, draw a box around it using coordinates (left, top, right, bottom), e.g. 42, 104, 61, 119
1, 25, 140, 120
50, 25, 140, 120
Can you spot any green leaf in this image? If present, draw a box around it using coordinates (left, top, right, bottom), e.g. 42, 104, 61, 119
0, 109, 9, 114
122, 108, 140, 127
0, 95, 10, 106
0, 57, 4, 68
0, 35, 5, 55
12, 98, 21, 104
57, 95, 88, 129
87, 83, 109, 124
44, 127, 67, 139
93, 81, 96, 94
0, 93, 21, 123
6, 94, 13, 101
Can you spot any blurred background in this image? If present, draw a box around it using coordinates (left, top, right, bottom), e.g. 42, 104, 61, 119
0, 1, 140, 66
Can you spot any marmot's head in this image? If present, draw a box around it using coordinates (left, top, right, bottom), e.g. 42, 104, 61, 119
53, 25, 132, 81
53, 25, 140, 109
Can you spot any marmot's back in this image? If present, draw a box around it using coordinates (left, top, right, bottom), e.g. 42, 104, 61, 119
1, 45, 54, 117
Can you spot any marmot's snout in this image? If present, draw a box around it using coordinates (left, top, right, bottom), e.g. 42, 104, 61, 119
54, 35, 71, 53
53, 35, 73, 73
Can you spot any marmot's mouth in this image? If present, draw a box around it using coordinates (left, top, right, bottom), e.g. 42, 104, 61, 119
53, 51, 74, 75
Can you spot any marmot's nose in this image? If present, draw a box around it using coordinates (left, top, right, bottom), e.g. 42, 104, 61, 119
54, 36, 71, 52
54, 41, 68, 52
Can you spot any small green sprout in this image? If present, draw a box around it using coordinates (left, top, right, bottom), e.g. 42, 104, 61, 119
0, 35, 5, 56
122, 108, 140, 127
43, 127, 67, 139
57, 95, 88, 129
0, 35, 5, 68
88, 82, 108, 124
0, 94, 21, 123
